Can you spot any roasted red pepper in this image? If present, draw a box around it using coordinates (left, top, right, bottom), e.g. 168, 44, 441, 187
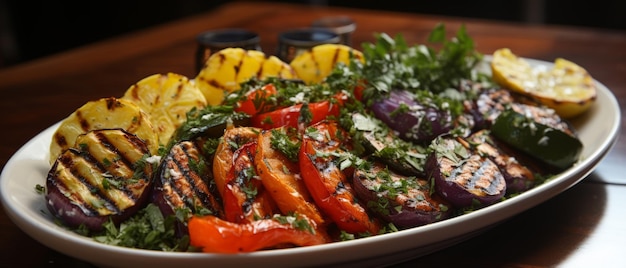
251, 93, 346, 130
298, 121, 381, 235
188, 215, 328, 253
222, 142, 278, 223
235, 83, 278, 116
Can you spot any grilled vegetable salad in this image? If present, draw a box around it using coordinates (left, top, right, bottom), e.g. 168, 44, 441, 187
40, 24, 592, 253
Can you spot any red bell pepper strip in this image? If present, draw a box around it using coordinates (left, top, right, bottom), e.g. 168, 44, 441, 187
188, 215, 328, 253
222, 141, 278, 223
235, 83, 278, 116
251, 93, 346, 130
298, 121, 381, 235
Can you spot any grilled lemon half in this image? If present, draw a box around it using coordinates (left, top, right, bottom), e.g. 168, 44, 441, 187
49, 97, 159, 165
289, 44, 365, 84
195, 48, 296, 106
491, 48, 596, 118
122, 73, 207, 145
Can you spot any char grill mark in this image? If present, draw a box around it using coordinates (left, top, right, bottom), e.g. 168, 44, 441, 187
161, 140, 220, 214
49, 129, 151, 217
55, 151, 134, 215
444, 154, 504, 196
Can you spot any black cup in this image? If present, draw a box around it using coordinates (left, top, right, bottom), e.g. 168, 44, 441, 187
195, 29, 261, 73
277, 28, 340, 63
311, 16, 356, 46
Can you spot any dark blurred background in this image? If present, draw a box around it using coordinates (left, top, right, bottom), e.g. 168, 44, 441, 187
1, 0, 624, 68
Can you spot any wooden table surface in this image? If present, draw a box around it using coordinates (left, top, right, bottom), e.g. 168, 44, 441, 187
1, 1, 625, 267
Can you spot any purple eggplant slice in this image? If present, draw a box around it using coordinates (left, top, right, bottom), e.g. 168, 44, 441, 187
459, 130, 537, 193
353, 161, 451, 229
427, 137, 506, 208
473, 88, 517, 128
371, 90, 453, 143
153, 139, 223, 231
46, 129, 154, 232
472, 88, 575, 136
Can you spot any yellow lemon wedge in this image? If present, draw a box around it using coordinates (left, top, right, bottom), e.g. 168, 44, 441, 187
491, 48, 596, 118
289, 43, 364, 84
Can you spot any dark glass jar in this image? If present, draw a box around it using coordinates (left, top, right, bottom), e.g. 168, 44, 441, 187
195, 29, 260, 73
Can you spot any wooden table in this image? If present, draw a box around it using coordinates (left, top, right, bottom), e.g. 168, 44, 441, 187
1, 1, 624, 267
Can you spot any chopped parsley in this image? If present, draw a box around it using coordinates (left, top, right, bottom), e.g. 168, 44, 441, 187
347, 23, 483, 107
272, 213, 315, 234
270, 128, 301, 162
167, 105, 250, 152
92, 203, 189, 251
35, 184, 45, 194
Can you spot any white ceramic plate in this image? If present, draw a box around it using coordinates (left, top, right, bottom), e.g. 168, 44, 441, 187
1, 58, 620, 268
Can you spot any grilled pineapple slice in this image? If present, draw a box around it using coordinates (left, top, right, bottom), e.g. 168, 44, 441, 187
195, 48, 296, 106
491, 48, 597, 118
289, 43, 364, 84
46, 129, 154, 231
49, 97, 158, 165
122, 73, 207, 145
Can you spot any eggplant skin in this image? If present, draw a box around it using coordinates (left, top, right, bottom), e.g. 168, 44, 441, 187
371, 90, 453, 143
472, 88, 576, 136
472, 88, 516, 129
353, 162, 451, 229
45, 129, 154, 232
460, 130, 537, 194
427, 137, 506, 208
152, 139, 223, 232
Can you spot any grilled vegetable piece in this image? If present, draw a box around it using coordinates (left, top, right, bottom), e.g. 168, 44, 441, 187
459, 130, 537, 193
222, 141, 278, 223
351, 113, 428, 177
168, 105, 250, 148
189, 214, 328, 253
491, 108, 583, 170
195, 48, 296, 106
250, 92, 345, 131
370, 90, 453, 144
289, 44, 364, 84
235, 83, 278, 116
491, 48, 596, 118
472, 87, 575, 134
212, 126, 260, 199
122, 72, 208, 146
49, 97, 159, 165
509, 103, 577, 137
255, 128, 326, 226
353, 162, 451, 229
472, 88, 517, 129
46, 129, 154, 231
152, 140, 223, 234
299, 121, 381, 235
427, 137, 507, 208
